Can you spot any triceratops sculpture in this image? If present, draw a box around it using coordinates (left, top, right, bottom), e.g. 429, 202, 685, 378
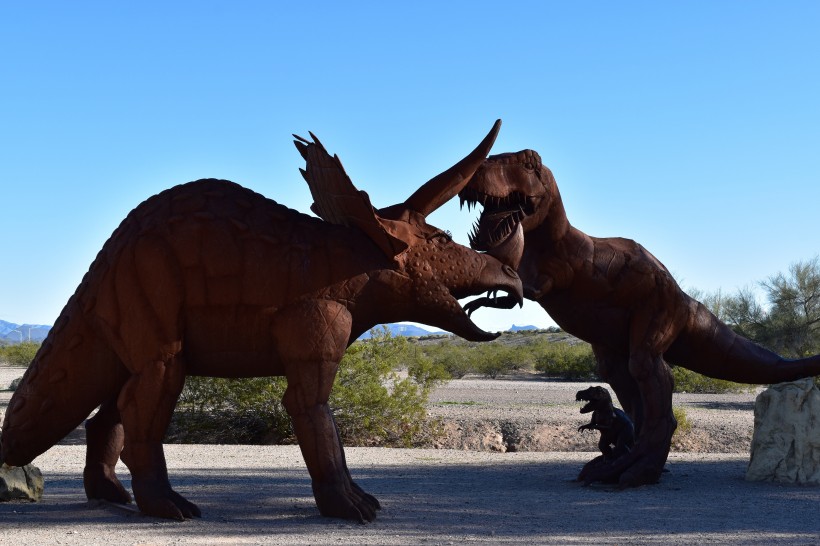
1, 121, 523, 522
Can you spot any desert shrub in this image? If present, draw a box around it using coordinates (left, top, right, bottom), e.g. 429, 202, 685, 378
170, 376, 292, 444
534, 342, 597, 380
672, 406, 692, 437
421, 341, 476, 378
329, 328, 445, 447
0, 342, 41, 367
473, 344, 520, 378
671, 367, 751, 394
169, 327, 444, 447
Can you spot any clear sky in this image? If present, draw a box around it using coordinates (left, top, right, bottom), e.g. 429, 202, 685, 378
1, 2, 818, 334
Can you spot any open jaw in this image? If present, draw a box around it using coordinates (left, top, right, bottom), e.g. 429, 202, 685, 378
575, 389, 604, 413
459, 188, 533, 253
449, 275, 524, 342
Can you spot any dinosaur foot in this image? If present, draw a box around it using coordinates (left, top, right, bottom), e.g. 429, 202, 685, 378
132, 478, 201, 520
313, 480, 381, 523
576, 455, 618, 485
83, 463, 132, 504
578, 450, 666, 488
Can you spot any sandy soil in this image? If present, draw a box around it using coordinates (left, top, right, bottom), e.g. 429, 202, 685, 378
3, 367, 820, 544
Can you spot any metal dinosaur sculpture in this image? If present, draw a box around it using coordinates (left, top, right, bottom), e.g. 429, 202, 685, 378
0, 121, 524, 522
576, 385, 635, 483
459, 148, 820, 487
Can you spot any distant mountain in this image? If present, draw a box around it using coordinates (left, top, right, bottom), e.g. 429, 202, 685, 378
358, 323, 448, 340
509, 324, 538, 332
0, 318, 543, 344
358, 322, 547, 340
0, 320, 51, 344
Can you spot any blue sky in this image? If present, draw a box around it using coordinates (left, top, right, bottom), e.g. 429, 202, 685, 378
1, 2, 818, 333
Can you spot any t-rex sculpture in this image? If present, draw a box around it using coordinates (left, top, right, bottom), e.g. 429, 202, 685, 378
0, 121, 523, 522
458, 148, 820, 487
576, 385, 635, 483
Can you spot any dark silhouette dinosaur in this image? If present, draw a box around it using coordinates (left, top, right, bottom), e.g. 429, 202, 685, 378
576, 385, 635, 484
1, 121, 523, 522
459, 148, 820, 487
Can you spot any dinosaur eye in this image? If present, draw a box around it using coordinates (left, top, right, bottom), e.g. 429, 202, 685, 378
523, 162, 534, 171
429, 230, 452, 244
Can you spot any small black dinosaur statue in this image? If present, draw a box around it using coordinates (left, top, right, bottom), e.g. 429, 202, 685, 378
576, 386, 635, 484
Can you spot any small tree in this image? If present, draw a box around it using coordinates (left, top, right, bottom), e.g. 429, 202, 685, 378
760, 257, 820, 357
722, 257, 820, 358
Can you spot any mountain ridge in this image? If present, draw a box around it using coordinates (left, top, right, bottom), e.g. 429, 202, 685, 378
0, 319, 541, 344
0, 320, 51, 344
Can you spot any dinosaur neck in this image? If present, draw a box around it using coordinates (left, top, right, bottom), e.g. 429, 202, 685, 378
520, 187, 591, 294
526, 185, 582, 252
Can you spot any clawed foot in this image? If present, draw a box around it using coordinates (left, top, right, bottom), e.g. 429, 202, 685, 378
83, 464, 132, 504
132, 478, 201, 520
313, 480, 381, 523
577, 449, 666, 487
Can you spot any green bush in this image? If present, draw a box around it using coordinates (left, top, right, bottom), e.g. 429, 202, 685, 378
170, 376, 291, 444
473, 344, 519, 379
534, 342, 597, 380
672, 406, 692, 437
0, 342, 41, 367
671, 367, 751, 394
169, 327, 445, 447
421, 341, 475, 379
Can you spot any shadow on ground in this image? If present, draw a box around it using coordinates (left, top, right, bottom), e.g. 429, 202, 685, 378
3, 448, 820, 544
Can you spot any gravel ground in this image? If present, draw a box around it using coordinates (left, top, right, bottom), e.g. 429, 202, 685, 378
3, 446, 820, 545
4, 367, 820, 544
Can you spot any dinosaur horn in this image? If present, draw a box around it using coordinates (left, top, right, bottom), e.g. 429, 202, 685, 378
404, 119, 501, 217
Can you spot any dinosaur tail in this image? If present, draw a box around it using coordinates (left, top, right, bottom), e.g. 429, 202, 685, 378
1, 301, 128, 466
665, 300, 820, 384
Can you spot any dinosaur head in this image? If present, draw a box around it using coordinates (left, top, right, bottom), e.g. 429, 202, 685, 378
458, 149, 563, 267
296, 120, 523, 342
576, 386, 613, 413
374, 121, 523, 341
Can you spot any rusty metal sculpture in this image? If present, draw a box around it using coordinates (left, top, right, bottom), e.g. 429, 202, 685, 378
460, 148, 820, 487
576, 385, 635, 483
1, 121, 523, 522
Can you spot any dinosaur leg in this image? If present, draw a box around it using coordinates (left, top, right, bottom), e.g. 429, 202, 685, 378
593, 345, 643, 432
274, 300, 380, 523
582, 326, 677, 487
117, 354, 199, 520
83, 398, 131, 504
577, 346, 637, 483
617, 350, 676, 487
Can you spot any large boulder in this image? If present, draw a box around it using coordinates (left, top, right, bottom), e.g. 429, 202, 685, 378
746, 378, 820, 484
0, 463, 44, 501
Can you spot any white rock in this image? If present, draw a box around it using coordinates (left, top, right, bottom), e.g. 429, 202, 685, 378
746, 378, 820, 484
